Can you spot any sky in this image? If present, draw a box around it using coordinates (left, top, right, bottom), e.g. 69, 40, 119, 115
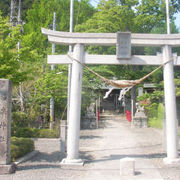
90, 0, 180, 32
89, 0, 99, 7
175, 12, 180, 30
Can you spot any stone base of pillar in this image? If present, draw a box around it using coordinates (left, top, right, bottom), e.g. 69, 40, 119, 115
0, 163, 16, 175
60, 158, 84, 166
163, 157, 180, 165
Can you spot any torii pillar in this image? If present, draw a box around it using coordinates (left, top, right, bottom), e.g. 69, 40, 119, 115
61, 44, 84, 165
163, 45, 180, 164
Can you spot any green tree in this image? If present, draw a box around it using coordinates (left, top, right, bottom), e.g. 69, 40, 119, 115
10, 0, 96, 124
76, 0, 180, 33
0, 0, 34, 20
0, 12, 35, 84
135, 0, 180, 33
76, 0, 138, 32
0, 0, 10, 17
23, 0, 95, 54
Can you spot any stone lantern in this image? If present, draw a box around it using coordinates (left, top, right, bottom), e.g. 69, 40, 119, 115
131, 103, 148, 128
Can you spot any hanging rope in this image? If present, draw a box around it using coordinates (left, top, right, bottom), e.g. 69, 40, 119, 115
67, 53, 172, 88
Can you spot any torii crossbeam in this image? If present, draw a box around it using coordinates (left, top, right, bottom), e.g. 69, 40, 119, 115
42, 28, 180, 165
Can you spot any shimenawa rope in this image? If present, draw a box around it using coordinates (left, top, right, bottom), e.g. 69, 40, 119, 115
67, 53, 172, 88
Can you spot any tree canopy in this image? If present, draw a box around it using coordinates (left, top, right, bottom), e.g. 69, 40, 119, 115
0, 0, 34, 19
0, 12, 38, 84
76, 0, 180, 33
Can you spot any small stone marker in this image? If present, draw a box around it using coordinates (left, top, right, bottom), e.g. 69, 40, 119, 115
120, 157, 135, 176
0, 79, 16, 174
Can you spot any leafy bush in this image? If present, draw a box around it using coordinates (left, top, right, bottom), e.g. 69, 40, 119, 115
137, 90, 163, 103
145, 102, 158, 118
12, 127, 59, 138
11, 137, 34, 161
12, 127, 39, 138
11, 112, 28, 129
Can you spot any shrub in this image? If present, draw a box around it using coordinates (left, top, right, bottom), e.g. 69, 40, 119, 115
11, 112, 32, 137
12, 127, 39, 138
12, 127, 59, 138
11, 112, 28, 128
11, 137, 34, 161
145, 102, 158, 118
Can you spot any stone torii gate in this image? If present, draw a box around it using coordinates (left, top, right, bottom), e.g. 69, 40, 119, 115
42, 28, 180, 165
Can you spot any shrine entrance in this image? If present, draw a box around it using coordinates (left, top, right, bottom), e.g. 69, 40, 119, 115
42, 28, 180, 165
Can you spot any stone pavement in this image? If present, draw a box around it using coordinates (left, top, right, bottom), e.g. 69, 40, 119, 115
1, 115, 180, 180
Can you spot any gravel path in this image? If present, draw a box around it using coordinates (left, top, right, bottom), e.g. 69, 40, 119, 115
1, 115, 180, 180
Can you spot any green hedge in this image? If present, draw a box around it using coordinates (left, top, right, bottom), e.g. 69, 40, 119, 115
12, 128, 59, 138
11, 137, 34, 161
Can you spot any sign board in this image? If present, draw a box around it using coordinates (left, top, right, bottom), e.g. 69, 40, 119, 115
116, 32, 131, 59
143, 83, 156, 88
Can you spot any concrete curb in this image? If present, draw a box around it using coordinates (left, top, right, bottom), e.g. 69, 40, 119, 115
14, 150, 39, 165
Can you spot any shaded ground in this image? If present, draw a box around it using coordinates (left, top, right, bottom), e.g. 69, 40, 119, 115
1, 115, 180, 180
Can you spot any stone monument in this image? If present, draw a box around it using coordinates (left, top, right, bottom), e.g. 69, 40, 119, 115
0, 79, 16, 174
